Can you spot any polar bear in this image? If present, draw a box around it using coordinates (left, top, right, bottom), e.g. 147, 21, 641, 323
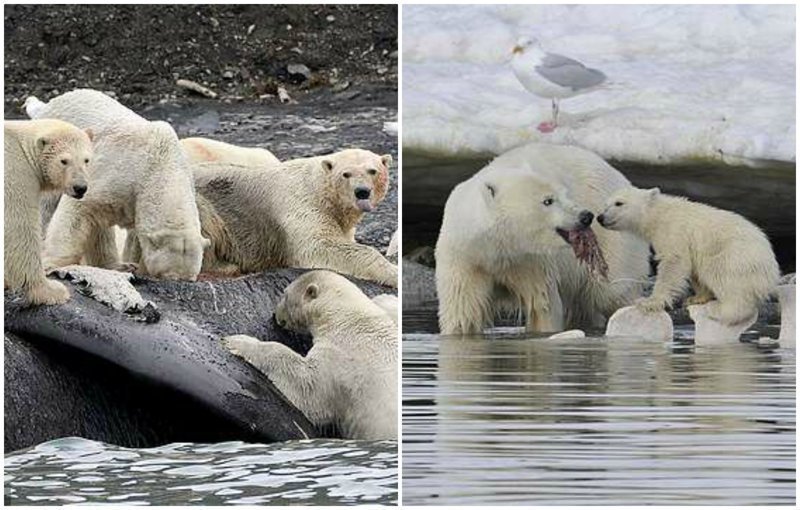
180, 137, 280, 168
186, 148, 397, 286
4, 119, 94, 305
224, 270, 397, 440
435, 143, 650, 335
598, 187, 780, 325
25, 89, 208, 280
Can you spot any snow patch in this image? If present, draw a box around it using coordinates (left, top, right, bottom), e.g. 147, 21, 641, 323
403, 5, 795, 166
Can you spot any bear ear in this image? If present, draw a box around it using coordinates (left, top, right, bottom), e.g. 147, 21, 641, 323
647, 187, 660, 199
201, 236, 211, 249
321, 159, 334, 171
483, 182, 496, 201
380, 154, 393, 169
36, 136, 49, 151
84, 128, 94, 142
304, 283, 319, 301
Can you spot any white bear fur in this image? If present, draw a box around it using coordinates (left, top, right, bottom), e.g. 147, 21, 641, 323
599, 187, 780, 325
435, 143, 650, 335
224, 270, 397, 440
4, 119, 94, 305
180, 137, 281, 168
186, 148, 397, 286
26, 89, 208, 280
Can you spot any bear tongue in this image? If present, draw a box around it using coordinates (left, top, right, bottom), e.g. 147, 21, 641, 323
566, 228, 609, 280
356, 199, 374, 212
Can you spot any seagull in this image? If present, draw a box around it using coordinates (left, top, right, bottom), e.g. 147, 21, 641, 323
511, 36, 606, 133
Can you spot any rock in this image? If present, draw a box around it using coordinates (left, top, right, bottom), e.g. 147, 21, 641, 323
247, 24, 255, 35
176, 78, 218, 99
402, 259, 437, 309
287, 63, 311, 81
326, 14, 335, 22
222, 70, 235, 80
287, 63, 310, 77
606, 305, 673, 341
688, 303, 757, 346
332, 80, 351, 92
777, 284, 795, 347
277, 87, 293, 104
383, 121, 398, 135
549, 329, 585, 339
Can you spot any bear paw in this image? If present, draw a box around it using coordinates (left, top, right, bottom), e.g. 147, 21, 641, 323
26, 279, 70, 306
685, 294, 713, 306
223, 334, 261, 362
635, 297, 666, 314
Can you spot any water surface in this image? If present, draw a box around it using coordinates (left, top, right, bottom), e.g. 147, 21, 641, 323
402, 310, 795, 505
5, 438, 397, 505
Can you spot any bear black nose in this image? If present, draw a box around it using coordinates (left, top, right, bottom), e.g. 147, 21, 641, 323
72, 184, 87, 199
597, 214, 606, 226
579, 210, 594, 227
354, 187, 371, 200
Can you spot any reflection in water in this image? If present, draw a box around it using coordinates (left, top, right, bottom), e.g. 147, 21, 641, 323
403, 325, 795, 505
5, 438, 397, 506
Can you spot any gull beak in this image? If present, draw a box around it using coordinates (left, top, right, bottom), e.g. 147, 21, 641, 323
512, 45, 523, 55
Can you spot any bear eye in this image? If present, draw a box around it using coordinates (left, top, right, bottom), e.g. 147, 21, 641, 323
367, 169, 377, 176
342, 172, 352, 178
61, 159, 69, 165
543, 197, 554, 206
84, 158, 90, 164
614, 201, 624, 207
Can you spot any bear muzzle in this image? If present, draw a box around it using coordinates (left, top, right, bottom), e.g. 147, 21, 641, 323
69, 183, 88, 200
354, 186, 374, 212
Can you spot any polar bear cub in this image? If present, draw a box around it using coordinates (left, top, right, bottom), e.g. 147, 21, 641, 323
598, 187, 780, 325
180, 137, 280, 168
4, 119, 94, 305
225, 270, 397, 440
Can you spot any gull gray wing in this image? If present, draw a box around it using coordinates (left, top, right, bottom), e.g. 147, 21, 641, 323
536, 52, 606, 91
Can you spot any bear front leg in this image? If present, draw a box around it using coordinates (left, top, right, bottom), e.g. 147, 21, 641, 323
223, 335, 334, 427
436, 260, 494, 335
4, 195, 70, 306
638, 253, 691, 313
304, 239, 397, 288
529, 278, 565, 332
42, 197, 95, 270
83, 226, 135, 272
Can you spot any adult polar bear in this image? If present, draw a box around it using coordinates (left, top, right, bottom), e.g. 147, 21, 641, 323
436, 143, 650, 335
25, 89, 207, 280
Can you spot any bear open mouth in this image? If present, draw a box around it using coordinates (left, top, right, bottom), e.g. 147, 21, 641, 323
556, 227, 609, 280
356, 199, 374, 212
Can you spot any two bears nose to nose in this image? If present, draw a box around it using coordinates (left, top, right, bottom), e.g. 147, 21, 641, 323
354, 187, 371, 200
579, 210, 594, 227
72, 184, 88, 199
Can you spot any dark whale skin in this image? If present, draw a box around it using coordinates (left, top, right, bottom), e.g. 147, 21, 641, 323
4, 268, 395, 452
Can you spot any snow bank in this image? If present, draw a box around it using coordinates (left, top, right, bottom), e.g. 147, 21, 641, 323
403, 5, 795, 166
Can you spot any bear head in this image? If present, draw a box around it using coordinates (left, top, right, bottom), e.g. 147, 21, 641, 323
598, 187, 660, 232
37, 123, 94, 199
274, 270, 366, 335
481, 173, 595, 251
320, 149, 392, 214
138, 228, 210, 281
